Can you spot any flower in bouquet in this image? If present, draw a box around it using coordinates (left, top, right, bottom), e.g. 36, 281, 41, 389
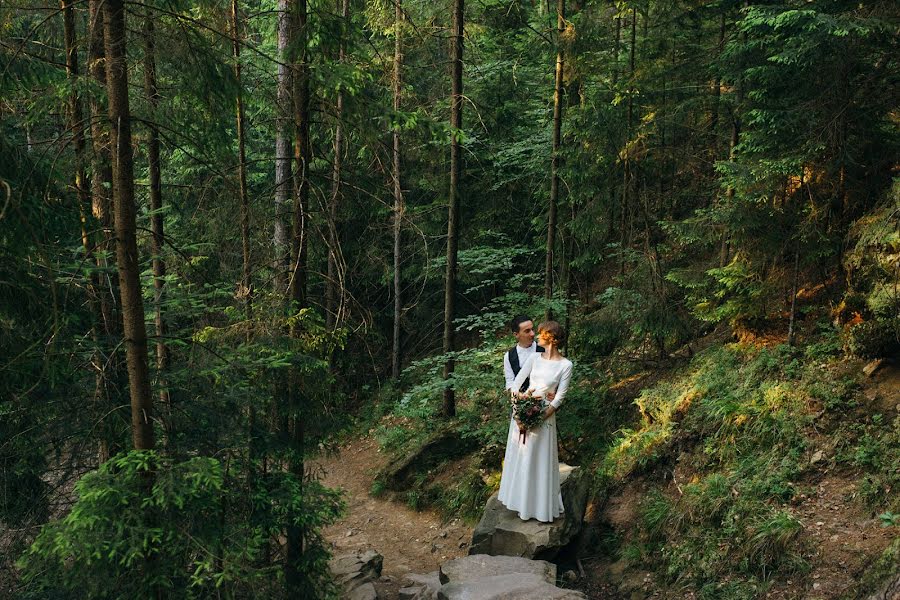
511, 389, 544, 445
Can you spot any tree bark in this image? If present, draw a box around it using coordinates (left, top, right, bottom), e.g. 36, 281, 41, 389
289, 0, 310, 312
274, 0, 292, 293
442, 0, 464, 418
232, 0, 252, 322
285, 0, 309, 591
392, 0, 403, 381
545, 0, 565, 319
326, 0, 349, 333
103, 0, 154, 451
63, 0, 108, 457
143, 7, 171, 445
87, 0, 121, 463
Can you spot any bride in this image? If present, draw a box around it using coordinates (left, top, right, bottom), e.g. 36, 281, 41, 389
497, 320, 573, 522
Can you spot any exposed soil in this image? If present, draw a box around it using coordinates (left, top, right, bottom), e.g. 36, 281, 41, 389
308, 435, 473, 599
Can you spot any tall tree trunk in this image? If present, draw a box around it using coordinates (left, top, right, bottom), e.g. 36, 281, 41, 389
289, 0, 310, 311
103, 0, 154, 451
544, 0, 565, 319
612, 15, 621, 86
392, 0, 403, 381
62, 0, 90, 256
710, 11, 725, 143
326, 0, 349, 333
232, 0, 252, 322
87, 0, 120, 463
721, 3, 745, 267
285, 0, 309, 591
442, 0, 464, 419
143, 7, 171, 446
63, 0, 108, 456
274, 0, 292, 293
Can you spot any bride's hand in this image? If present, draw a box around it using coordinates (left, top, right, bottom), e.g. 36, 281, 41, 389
543, 405, 557, 420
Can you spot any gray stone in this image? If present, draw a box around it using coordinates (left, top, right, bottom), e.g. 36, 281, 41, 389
399, 571, 442, 600
329, 550, 384, 597
437, 573, 587, 600
439, 554, 556, 586
348, 582, 377, 600
470, 464, 589, 559
377, 426, 479, 491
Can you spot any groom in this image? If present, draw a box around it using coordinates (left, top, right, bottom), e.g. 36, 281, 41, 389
503, 315, 554, 402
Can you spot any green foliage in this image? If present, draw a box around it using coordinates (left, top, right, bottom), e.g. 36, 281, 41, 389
18, 451, 346, 599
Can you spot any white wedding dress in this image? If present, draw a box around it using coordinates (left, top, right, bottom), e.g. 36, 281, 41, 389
497, 353, 573, 522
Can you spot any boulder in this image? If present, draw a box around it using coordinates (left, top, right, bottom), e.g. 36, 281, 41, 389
399, 571, 442, 600
438, 554, 557, 586
328, 550, 383, 596
377, 426, 479, 491
470, 464, 589, 559
437, 573, 587, 600
348, 582, 377, 600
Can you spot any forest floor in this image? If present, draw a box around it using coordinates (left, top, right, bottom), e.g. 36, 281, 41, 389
308, 435, 472, 599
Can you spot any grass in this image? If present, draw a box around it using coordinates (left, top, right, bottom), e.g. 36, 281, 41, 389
595, 339, 875, 595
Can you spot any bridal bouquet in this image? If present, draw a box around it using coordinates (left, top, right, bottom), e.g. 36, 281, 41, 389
511, 390, 544, 445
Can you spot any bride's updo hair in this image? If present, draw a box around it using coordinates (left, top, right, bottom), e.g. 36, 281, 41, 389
537, 320, 566, 346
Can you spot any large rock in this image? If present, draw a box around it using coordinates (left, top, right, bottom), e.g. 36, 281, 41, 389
470, 464, 589, 560
435, 555, 585, 600
438, 554, 557, 586
377, 426, 479, 491
399, 571, 442, 600
437, 573, 586, 600
328, 550, 383, 596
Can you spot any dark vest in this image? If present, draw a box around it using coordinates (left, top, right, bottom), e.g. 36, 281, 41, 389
508, 345, 545, 393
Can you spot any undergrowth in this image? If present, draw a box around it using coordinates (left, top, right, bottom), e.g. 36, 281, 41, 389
598, 322, 899, 597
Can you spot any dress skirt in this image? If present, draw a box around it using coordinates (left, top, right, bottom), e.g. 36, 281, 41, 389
496, 400, 564, 522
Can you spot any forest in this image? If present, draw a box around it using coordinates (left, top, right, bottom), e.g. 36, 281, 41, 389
1, 0, 898, 598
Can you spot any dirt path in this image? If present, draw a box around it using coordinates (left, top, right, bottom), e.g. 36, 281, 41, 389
308, 436, 473, 599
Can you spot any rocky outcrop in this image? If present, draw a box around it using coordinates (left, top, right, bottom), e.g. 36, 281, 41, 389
469, 464, 589, 560
399, 571, 442, 600
434, 555, 586, 600
329, 549, 383, 600
376, 426, 479, 491
439, 554, 557, 585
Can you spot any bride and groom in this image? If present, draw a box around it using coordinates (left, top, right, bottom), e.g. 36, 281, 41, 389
497, 315, 573, 523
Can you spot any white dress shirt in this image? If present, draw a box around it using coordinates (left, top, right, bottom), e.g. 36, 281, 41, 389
503, 342, 538, 391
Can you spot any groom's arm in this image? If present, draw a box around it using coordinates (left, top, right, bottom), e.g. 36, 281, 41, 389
503, 352, 515, 391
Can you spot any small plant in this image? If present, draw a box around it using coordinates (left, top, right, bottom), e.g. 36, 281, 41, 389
878, 511, 899, 527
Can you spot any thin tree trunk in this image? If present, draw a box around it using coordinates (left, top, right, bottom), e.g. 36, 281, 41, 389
103, 0, 154, 451
326, 0, 349, 333
143, 7, 171, 446
710, 11, 725, 141
285, 0, 309, 591
612, 15, 621, 86
392, 0, 404, 381
442, 0, 464, 418
787, 240, 800, 346
87, 0, 119, 463
232, 0, 252, 322
721, 3, 745, 267
545, 0, 565, 319
289, 0, 310, 312
274, 0, 292, 293
63, 0, 107, 457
